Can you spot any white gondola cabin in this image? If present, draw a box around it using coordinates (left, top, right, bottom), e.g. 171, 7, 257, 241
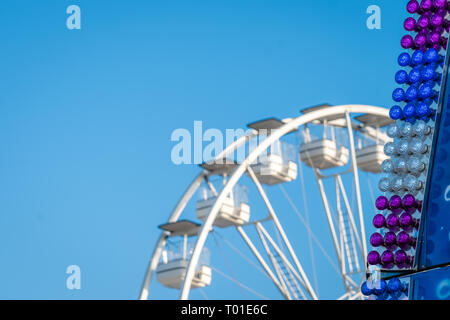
298, 117, 350, 170
300, 139, 349, 169
196, 185, 250, 228
354, 114, 392, 173
156, 220, 212, 289
356, 144, 387, 173
249, 140, 298, 185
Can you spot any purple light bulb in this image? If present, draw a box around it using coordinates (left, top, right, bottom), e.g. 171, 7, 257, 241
397, 231, 413, 250
402, 194, 416, 208
370, 233, 384, 247
400, 212, 414, 231
415, 33, 428, 47
381, 250, 395, 269
417, 15, 430, 29
386, 213, 400, 230
389, 195, 402, 210
430, 32, 441, 44
404, 17, 417, 31
431, 14, 444, 28
402, 35, 415, 49
373, 214, 386, 229
394, 250, 411, 268
384, 232, 397, 249
421, 0, 434, 11
407, 0, 420, 13
368, 251, 381, 265
433, 0, 447, 10
376, 196, 389, 210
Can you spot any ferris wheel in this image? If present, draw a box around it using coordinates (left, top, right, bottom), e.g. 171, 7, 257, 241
139, 104, 394, 300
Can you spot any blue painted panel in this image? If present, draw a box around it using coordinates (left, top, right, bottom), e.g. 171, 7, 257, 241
411, 266, 450, 300
416, 54, 450, 269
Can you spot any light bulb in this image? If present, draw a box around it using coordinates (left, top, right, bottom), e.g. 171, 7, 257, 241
407, 156, 425, 174
384, 142, 397, 156
387, 124, 400, 138
379, 177, 391, 192
395, 159, 408, 173
409, 138, 428, 154
381, 159, 395, 173
392, 177, 404, 192
396, 140, 409, 155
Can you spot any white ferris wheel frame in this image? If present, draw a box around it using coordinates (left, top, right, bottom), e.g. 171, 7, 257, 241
139, 104, 390, 301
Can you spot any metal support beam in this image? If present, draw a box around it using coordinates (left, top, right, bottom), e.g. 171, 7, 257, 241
253, 226, 292, 300
336, 175, 363, 259
345, 112, 368, 261
236, 226, 290, 300
315, 173, 342, 266
247, 167, 318, 300
256, 223, 308, 300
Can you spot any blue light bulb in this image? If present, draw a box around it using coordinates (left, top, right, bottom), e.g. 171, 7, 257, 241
421, 65, 437, 81
416, 101, 431, 117
406, 87, 419, 102
403, 102, 416, 118
419, 84, 434, 99
424, 48, 439, 64
409, 67, 422, 83
387, 279, 402, 293
389, 105, 403, 120
393, 88, 406, 102
373, 279, 387, 295
361, 281, 373, 296
395, 70, 409, 84
376, 292, 389, 300
411, 50, 424, 66
398, 52, 411, 67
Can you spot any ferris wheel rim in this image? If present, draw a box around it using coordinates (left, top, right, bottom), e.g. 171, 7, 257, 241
141, 104, 390, 300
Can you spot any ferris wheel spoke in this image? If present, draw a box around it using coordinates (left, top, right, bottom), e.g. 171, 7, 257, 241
235, 226, 290, 299
246, 166, 318, 300
297, 161, 319, 295
336, 175, 364, 261
255, 222, 308, 300
314, 171, 343, 265
278, 183, 341, 276
344, 112, 367, 260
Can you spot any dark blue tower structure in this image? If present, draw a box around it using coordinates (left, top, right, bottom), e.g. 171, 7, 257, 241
411, 45, 450, 300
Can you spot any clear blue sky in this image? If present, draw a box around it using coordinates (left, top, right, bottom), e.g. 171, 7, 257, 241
0, 0, 405, 299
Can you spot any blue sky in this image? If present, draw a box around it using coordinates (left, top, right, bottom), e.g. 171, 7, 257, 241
0, 0, 406, 299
